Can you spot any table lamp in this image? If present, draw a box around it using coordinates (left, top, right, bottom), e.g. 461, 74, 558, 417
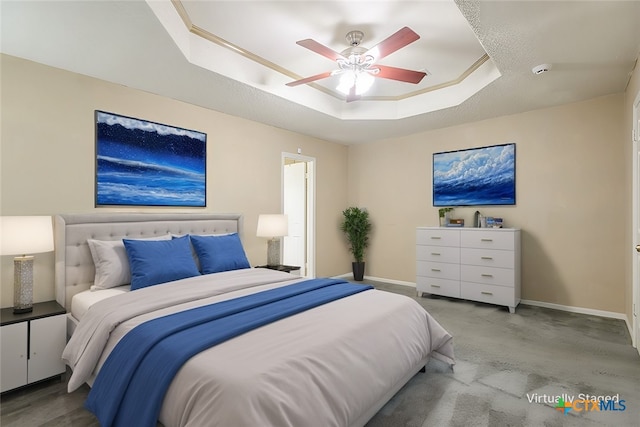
0, 216, 54, 313
256, 214, 288, 266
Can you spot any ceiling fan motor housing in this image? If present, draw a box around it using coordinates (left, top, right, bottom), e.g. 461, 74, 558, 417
345, 30, 364, 47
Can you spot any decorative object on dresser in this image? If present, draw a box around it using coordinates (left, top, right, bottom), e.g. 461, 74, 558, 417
256, 214, 289, 266
95, 110, 207, 207
0, 216, 54, 313
433, 143, 516, 206
0, 301, 66, 393
416, 227, 521, 313
438, 207, 453, 227
340, 207, 372, 281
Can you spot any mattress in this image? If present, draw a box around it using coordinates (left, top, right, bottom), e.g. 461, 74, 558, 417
70, 286, 130, 321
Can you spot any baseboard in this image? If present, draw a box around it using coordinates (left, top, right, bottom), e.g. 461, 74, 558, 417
520, 299, 628, 322
363, 275, 416, 288
332, 273, 416, 288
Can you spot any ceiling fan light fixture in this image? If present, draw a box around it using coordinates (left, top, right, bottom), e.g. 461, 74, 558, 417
336, 70, 375, 96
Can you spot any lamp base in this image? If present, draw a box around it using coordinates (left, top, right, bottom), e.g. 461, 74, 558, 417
13, 256, 34, 314
266, 238, 281, 267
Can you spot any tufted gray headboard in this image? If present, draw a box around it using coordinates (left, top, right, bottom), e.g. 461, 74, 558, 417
54, 213, 243, 310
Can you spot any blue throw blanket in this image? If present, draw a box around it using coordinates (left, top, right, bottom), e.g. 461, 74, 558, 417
85, 278, 372, 427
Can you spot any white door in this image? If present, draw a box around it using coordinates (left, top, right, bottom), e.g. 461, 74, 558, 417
283, 162, 306, 275
282, 153, 316, 278
633, 90, 640, 354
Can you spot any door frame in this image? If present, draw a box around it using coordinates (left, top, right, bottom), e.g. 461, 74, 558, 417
632, 90, 640, 352
282, 152, 316, 278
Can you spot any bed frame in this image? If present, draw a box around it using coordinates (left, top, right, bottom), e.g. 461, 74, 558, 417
53, 212, 437, 427
54, 213, 243, 312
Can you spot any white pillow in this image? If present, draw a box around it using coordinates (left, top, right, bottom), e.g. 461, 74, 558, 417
87, 235, 171, 290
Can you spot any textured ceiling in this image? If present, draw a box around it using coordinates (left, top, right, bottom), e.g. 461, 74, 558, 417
1, 0, 639, 145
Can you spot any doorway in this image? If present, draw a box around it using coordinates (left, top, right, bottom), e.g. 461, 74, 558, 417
282, 153, 316, 278
633, 90, 640, 354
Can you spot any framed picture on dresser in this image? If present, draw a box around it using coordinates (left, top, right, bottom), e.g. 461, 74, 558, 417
94, 110, 207, 207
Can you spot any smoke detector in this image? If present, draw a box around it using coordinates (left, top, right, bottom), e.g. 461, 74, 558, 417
532, 64, 552, 75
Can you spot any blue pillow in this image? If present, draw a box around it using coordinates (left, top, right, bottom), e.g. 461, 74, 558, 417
123, 235, 200, 290
189, 233, 251, 274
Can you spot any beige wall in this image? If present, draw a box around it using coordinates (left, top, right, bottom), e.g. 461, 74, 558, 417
2, 53, 635, 316
0, 54, 351, 307
348, 94, 627, 313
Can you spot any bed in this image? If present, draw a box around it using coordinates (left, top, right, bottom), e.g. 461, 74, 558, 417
55, 213, 454, 427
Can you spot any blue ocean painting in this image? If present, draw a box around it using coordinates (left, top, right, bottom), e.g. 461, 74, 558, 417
433, 144, 515, 206
95, 111, 206, 206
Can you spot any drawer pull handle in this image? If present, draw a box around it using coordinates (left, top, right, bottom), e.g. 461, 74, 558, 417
481, 256, 493, 260
431, 252, 441, 256
481, 238, 493, 242
481, 274, 493, 278
430, 236, 442, 240
481, 291, 493, 296
430, 284, 441, 288
431, 268, 441, 272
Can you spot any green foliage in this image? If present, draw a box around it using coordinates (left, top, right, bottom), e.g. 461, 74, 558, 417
340, 207, 372, 263
438, 207, 454, 218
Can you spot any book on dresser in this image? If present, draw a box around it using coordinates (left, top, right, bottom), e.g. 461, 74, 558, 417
416, 227, 521, 313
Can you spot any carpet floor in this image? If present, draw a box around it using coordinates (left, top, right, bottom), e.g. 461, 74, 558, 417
365, 281, 640, 427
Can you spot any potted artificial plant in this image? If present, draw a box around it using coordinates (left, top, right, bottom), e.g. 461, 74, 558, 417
340, 207, 372, 281
438, 207, 453, 227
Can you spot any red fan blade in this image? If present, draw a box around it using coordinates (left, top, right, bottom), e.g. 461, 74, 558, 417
296, 39, 346, 62
286, 71, 334, 87
375, 64, 426, 84
367, 27, 420, 61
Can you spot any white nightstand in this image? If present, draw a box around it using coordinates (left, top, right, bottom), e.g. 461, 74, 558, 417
0, 301, 66, 393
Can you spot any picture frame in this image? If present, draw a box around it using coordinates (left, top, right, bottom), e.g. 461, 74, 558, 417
95, 111, 207, 207
433, 143, 515, 206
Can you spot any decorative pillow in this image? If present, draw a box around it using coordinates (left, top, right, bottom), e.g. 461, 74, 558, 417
189, 233, 251, 274
88, 235, 171, 290
123, 235, 201, 290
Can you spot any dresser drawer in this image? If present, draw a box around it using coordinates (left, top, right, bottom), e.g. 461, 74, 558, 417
460, 282, 515, 307
460, 230, 515, 250
417, 277, 460, 298
417, 260, 460, 280
461, 248, 514, 269
417, 245, 460, 263
416, 228, 460, 247
461, 265, 515, 287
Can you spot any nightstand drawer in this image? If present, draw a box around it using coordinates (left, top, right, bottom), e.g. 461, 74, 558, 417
461, 248, 514, 268
417, 260, 460, 280
417, 277, 460, 298
461, 282, 515, 307
417, 228, 460, 247
416, 245, 460, 264
461, 265, 515, 287
461, 230, 515, 250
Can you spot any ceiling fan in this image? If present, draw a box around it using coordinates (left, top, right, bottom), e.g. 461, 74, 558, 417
286, 27, 427, 102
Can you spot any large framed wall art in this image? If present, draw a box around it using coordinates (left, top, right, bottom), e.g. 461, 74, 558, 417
433, 143, 516, 206
95, 111, 207, 207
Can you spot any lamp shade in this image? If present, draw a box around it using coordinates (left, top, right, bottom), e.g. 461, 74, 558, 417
0, 216, 54, 256
256, 214, 288, 238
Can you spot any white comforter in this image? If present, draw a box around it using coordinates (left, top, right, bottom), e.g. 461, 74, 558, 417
63, 268, 454, 427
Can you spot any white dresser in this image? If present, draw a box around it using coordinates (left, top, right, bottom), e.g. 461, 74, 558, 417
416, 227, 521, 313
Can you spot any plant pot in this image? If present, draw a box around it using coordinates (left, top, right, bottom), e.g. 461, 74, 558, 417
352, 261, 365, 281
